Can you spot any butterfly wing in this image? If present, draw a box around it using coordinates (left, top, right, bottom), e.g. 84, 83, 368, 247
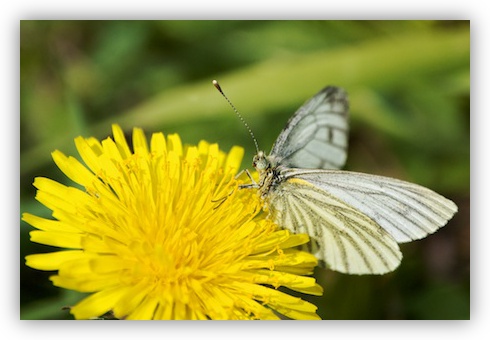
266, 176, 402, 274
269, 86, 349, 170
293, 169, 458, 243
266, 169, 458, 274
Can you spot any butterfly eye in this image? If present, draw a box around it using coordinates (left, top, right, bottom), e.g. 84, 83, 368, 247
252, 155, 258, 168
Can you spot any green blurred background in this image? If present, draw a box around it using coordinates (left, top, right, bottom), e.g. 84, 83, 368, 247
20, 20, 470, 320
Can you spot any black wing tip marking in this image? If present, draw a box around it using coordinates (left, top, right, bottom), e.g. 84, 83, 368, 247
319, 85, 345, 94
313, 86, 349, 120
318, 86, 348, 101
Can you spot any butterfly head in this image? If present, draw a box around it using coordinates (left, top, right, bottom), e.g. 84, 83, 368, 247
253, 151, 270, 172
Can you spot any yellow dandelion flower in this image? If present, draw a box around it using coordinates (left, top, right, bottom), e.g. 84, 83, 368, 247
23, 124, 323, 320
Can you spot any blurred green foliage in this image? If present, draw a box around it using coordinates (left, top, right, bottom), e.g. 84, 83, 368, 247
20, 20, 470, 320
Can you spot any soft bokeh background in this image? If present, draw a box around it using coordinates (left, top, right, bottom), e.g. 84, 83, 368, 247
20, 20, 470, 320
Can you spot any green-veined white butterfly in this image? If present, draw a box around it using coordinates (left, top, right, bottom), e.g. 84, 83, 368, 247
213, 80, 458, 275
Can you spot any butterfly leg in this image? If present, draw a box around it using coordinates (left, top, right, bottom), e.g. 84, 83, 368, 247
213, 169, 255, 208
238, 169, 259, 189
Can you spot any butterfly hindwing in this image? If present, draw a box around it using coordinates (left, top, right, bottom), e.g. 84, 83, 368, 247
266, 176, 402, 274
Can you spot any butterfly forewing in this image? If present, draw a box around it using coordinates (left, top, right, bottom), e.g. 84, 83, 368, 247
291, 169, 458, 243
270, 86, 349, 170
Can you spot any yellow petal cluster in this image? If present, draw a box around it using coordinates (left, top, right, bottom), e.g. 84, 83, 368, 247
23, 124, 322, 320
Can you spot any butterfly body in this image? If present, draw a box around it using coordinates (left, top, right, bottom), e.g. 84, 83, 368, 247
248, 86, 457, 275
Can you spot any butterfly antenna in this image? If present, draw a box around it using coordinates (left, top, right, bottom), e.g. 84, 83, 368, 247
213, 80, 260, 154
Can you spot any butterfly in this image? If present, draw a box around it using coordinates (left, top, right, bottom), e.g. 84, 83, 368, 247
213, 81, 458, 275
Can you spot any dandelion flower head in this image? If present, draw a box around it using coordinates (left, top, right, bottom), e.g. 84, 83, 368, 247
23, 125, 322, 320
